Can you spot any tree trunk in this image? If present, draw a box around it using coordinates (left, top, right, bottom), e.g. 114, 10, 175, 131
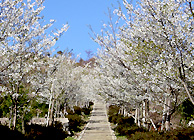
56, 101, 60, 118
22, 109, 25, 134
13, 103, 17, 130
165, 97, 171, 131
161, 97, 167, 131
47, 81, 55, 126
150, 118, 157, 131
64, 103, 67, 115
181, 80, 194, 105
142, 99, 149, 129
135, 107, 141, 127
120, 106, 124, 115
142, 101, 146, 127
47, 94, 52, 127
137, 108, 140, 127
9, 105, 13, 129
124, 108, 127, 117
146, 99, 149, 117
145, 99, 149, 129
50, 98, 55, 126
135, 108, 138, 124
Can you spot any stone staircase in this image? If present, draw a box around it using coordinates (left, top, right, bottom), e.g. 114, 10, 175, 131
78, 101, 116, 140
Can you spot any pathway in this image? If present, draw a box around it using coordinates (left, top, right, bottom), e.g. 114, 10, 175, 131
78, 101, 116, 140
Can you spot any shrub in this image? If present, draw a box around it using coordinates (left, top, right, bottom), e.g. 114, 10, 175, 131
82, 107, 92, 115
108, 105, 147, 138
0, 125, 25, 140
66, 114, 85, 135
108, 105, 120, 116
129, 127, 194, 140
130, 131, 161, 140
89, 101, 94, 107
179, 99, 194, 124
66, 107, 74, 115
111, 114, 122, 124
117, 116, 135, 125
25, 123, 68, 140
65, 104, 93, 136
108, 105, 121, 124
73, 106, 82, 115
115, 123, 147, 137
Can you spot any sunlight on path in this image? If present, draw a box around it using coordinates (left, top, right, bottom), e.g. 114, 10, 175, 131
78, 101, 116, 140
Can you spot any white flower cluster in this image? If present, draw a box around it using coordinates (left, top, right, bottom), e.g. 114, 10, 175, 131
92, 0, 194, 113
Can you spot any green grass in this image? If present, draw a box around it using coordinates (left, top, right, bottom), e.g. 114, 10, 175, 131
116, 135, 128, 140
65, 137, 76, 140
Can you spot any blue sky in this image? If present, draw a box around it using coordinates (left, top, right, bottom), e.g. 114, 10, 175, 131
41, 0, 124, 60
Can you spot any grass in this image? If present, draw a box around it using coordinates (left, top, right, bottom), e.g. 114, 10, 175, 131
65, 137, 76, 140
116, 135, 128, 140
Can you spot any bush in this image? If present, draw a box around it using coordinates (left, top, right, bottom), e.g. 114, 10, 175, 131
25, 123, 68, 140
0, 125, 25, 140
115, 121, 146, 137
66, 114, 85, 135
0, 123, 68, 140
82, 107, 92, 115
112, 114, 123, 124
130, 127, 194, 140
66, 107, 74, 115
108, 105, 147, 138
108, 105, 121, 124
108, 105, 120, 116
89, 101, 94, 107
73, 106, 82, 115
179, 99, 194, 124
117, 116, 135, 125
65, 104, 93, 136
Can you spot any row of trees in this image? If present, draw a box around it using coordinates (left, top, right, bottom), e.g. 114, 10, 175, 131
92, 0, 194, 131
1, 0, 194, 133
0, 0, 95, 131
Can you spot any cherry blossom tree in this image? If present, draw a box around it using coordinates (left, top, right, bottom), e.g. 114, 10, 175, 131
0, 0, 68, 129
34, 51, 95, 126
93, 0, 194, 130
